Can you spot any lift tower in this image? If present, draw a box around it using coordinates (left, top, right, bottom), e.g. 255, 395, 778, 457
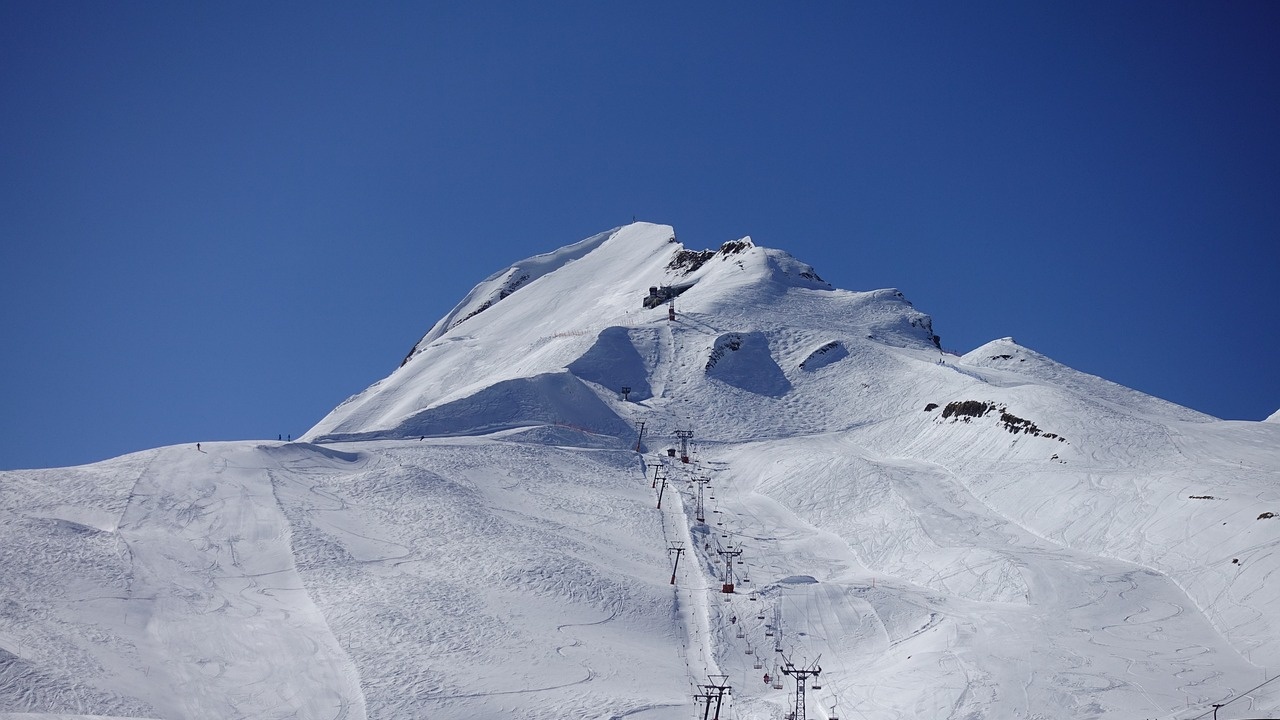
780, 656, 821, 720
674, 430, 694, 463
668, 543, 685, 585
717, 548, 743, 593
693, 674, 731, 720
694, 476, 712, 523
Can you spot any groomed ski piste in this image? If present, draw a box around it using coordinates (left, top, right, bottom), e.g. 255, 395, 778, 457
2, 223, 1278, 719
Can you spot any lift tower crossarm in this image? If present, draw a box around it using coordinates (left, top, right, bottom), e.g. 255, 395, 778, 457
668, 543, 685, 585
696, 674, 731, 720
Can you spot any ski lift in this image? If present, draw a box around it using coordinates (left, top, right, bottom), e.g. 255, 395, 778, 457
736, 628, 744, 638
753, 658, 763, 669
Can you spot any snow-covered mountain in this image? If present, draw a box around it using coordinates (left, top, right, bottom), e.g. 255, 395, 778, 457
2, 222, 1278, 720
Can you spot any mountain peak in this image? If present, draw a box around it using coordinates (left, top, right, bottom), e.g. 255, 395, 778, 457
305, 224, 933, 443
402, 225, 834, 364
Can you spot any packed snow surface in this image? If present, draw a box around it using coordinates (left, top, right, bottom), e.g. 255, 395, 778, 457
2, 223, 1278, 719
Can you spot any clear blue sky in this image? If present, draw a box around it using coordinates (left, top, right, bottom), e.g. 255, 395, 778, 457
2, 2, 1277, 469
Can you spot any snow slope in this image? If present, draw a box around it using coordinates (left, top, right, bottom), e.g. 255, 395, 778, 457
2, 222, 1278, 720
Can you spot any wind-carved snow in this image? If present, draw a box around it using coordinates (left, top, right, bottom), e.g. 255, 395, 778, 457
310, 371, 632, 445
704, 332, 790, 397
567, 326, 654, 402
2, 222, 1278, 719
402, 227, 621, 364
798, 340, 848, 371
